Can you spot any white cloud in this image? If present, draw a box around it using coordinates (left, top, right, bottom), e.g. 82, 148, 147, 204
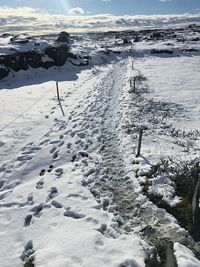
0, 7, 200, 35
68, 7, 85, 16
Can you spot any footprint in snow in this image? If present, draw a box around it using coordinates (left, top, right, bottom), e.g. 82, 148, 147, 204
39, 169, 45, 176
27, 193, 34, 205
17, 155, 32, 162
118, 259, 139, 267
48, 165, 54, 173
55, 168, 63, 178
85, 217, 99, 225
31, 203, 44, 217
71, 131, 76, 137
0, 180, 5, 189
51, 200, 63, 209
40, 165, 54, 174
94, 236, 104, 247
67, 143, 72, 149
24, 214, 33, 227
0, 166, 6, 173
47, 187, 58, 201
24, 203, 51, 227
20, 240, 35, 266
50, 146, 57, 154
0, 190, 12, 200
49, 139, 60, 145
36, 179, 44, 190
52, 151, 59, 159
58, 140, 65, 147
71, 155, 77, 162
77, 132, 86, 139
67, 193, 88, 201
63, 210, 85, 219
39, 139, 50, 146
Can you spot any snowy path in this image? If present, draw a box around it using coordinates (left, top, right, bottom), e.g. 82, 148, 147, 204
0, 60, 149, 267
0, 55, 200, 266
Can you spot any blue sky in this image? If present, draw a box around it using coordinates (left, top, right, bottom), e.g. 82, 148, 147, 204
0, 0, 200, 15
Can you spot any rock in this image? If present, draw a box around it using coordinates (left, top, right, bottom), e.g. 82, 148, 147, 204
191, 37, 200, 41
151, 31, 163, 39
188, 24, 197, 28
10, 35, 29, 45
56, 31, 70, 43
177, 38, 185, 43
183, 48, 199, 53
67, 52, 78, 59
13, 39, 29, 45
26, 51, 42, 68
0, 67, 9, 79
44, 44, 69, 66
134, 36, 140, 42
151, 49, 173, 54
42, 61, 55, 69
1, 33, 11, 38
123, 38, 131, 45
0, 33, 72, 79
5, 53, 28, 71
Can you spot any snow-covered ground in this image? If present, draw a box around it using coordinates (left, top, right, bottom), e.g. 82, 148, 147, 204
0, 26, 200, 266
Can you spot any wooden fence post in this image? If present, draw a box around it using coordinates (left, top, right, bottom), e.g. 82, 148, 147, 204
56, 81, 65, 117
133, 77, 136, 93
130, 78, 132, 88
56, 81, 60, 101
136, 129, 143, 158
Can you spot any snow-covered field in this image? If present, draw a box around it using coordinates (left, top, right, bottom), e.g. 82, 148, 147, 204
0, 25, 200, 266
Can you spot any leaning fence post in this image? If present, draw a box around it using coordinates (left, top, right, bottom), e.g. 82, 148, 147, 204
136, 128, 143, 158
56, 81, 65, 117
56, 81, 60, 101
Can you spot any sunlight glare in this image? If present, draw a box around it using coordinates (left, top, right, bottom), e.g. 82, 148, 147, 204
59, 0, 70, 13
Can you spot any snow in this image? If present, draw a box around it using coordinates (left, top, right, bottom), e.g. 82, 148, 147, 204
0, 25, 200, 266
174, 243, 200, 267
0, 34, 51, 55
134, 56, 200, 131
0, 162, 147, 267
0, 59, 149, 266
148, 174, 180, 207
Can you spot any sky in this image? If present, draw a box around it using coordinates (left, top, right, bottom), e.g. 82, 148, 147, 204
0, 0, 200, 15
0, 0, 200, 34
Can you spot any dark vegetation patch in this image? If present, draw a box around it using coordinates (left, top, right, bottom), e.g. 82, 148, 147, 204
145, 239, 177, 267
141, 158, 200, 241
